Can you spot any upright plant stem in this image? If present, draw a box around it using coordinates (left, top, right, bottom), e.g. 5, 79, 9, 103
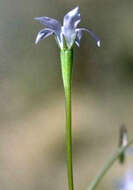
60, 49, 74, 190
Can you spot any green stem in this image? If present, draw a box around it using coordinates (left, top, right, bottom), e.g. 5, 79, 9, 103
87, 138, 133, 190
60, 49, 74, 190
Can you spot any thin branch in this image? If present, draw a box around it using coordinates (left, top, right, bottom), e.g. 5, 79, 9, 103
87, 138, 133, 190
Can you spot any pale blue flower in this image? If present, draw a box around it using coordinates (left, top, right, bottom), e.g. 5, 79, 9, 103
116, 170, 133, 190
34, 6, 100, 49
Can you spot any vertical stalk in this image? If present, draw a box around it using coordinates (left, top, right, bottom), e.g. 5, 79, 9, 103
60, 49, 74, 190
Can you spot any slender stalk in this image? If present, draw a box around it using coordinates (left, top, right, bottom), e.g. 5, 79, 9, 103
87, 138, 133, 190
60, 49, 74, 190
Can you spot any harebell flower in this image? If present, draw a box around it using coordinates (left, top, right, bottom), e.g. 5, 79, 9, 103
34, 6, 100, 190
34, 6, 133, 190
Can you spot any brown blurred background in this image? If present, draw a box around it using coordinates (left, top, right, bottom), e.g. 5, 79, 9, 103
0, 0, 133, 189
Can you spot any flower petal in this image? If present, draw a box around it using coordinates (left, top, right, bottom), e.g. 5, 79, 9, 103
76, 28, 101, 47
75, 29, 83, 47
63, 7, 81, 29
35, 28, 54, 44
34, 17, 63, 47
62, 7, 81, 48
34, 17, 61, 32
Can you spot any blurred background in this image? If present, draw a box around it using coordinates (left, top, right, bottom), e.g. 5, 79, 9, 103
0, 0, 133, 189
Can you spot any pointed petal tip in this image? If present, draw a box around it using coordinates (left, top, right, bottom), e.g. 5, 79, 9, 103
34, 17, 47, 21
66, 6, 80, 18
97, 40, 101, 47
35, 38, 39, 44
34, 17, 40, 21
74, 6, 79, 11
35, 32, 43, 44
34, 17, 44, 23
35, 40, 38, 44
71, 6, 80, 14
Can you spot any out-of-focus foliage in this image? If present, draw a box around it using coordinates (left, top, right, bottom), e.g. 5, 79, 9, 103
0, 0, 133, 190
